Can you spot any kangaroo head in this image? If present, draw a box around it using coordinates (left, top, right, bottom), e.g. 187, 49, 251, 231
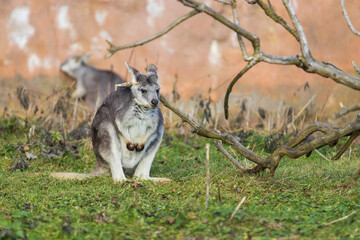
60, 53, 92, 78
126, 63, 160, 109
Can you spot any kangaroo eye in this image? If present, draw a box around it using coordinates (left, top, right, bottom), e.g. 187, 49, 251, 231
156, 89, 160, 93
140, 89, 147, 93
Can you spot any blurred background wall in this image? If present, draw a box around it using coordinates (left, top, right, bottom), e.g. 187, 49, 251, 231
0, 0, 359, 115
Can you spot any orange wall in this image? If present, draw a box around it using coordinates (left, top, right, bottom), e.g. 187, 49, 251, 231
1, 0, 359, 108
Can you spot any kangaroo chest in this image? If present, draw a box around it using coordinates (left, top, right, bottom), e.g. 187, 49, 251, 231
115, 106, 158, 144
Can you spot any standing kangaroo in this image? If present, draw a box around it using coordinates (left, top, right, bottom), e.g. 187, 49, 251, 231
60, 53, 125, 110
51, 63, 170, 183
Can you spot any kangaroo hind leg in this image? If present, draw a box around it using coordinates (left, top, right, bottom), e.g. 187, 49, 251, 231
96, 123, 126, 182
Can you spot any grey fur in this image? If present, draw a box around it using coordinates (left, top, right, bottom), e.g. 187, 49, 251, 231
60, 54, 125, 110
51, 63, 170, 183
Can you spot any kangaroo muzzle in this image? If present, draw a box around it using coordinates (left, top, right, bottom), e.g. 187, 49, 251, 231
151, 99, 159, 108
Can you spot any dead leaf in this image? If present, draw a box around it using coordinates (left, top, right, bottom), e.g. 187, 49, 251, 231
24, 145, 30, 151
166, 218, 175, 224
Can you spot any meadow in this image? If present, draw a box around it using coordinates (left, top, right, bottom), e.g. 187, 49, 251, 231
0, 112, 359, 239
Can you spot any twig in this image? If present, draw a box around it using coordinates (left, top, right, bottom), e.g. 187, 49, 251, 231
337, 103, 360, 117
352, 61, 360, 75
245, 0, 256, 4
231, 0, 251, 61
205, 143, 210, 209
332, 131, 360, 160
224, 60, 259, 119
323, 211, 357, 226
341, 0, 360, 74
256, 0, 300, 42
341, 0, 360, 36
214, 140, 248, 172
182, 0, 261, 53
105, 10, 200, 58
291, 94, 316, 124
314, 149, 330, 161
114, 82, 133, 91
71, 96, 78, 130
282, 0, 311, 59
228, 196, 246, 222
213, 0, 231, 4
133, 181, 137, 205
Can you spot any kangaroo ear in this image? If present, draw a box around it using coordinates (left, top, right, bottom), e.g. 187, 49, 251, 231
125, 62, 140, 84
146, 64, 159, 83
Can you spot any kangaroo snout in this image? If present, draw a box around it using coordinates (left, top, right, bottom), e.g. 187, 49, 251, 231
151, 99, 159, 107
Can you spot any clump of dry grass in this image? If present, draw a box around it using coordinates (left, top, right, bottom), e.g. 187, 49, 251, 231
1, 75, 354, 139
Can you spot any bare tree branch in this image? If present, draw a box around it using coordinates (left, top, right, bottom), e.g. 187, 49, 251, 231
332, 131, 360, 160
280, 0, 360, 90
105, 10, 200, 58
214, 0, 231, 5
353, 61, 360, 75
224, 60, 259, 119
231, 0, 252, 61
341, 0, 360, 75
161, 94, 360, 177
261, 53, 300, 65
106, 0, 360, 126
285, 122, 333, 148
180, 0, 262, 56
337, 104, 360, 117
266, 115, 360, 176
160, 95, 267, 166
256, 0, 300, 42
341, 0, 360, 36
282, 0, 311, 59
214, 140, 248, 172
245, 0, 256, 4
341, 0, 360, 74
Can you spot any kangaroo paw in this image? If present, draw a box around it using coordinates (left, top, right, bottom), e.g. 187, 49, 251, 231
135, 144, 145, 152
126, 142, 136, 151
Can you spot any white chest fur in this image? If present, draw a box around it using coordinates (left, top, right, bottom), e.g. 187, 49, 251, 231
114, 105, 160, 169
116, 106, 158, 144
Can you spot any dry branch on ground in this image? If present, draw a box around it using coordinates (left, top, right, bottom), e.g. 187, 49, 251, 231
161, 95, 360, 177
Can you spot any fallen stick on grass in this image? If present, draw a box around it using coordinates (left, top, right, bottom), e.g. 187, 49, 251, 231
205, 143, 210, 209
324, 211, 357, 226
229, 197, 246, 222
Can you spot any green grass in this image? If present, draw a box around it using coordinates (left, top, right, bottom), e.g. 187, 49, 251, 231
0, 117, 360, 239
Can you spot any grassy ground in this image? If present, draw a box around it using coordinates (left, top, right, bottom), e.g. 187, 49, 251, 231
0, 116, 359, 239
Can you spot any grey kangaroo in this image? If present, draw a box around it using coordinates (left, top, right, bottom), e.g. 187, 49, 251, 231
51, 63, 170, 183
60, 53, 125, 110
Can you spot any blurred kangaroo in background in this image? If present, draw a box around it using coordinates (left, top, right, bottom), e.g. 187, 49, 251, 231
60, 53, 125, 110
51, 63, 170, 183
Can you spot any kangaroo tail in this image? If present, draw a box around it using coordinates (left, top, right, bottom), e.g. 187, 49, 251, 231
50, 172, 92, 180
50, 163, 110, 180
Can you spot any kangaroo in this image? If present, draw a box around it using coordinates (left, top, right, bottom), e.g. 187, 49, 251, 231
60, 53, 125, 110
51, 63, 170, 183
